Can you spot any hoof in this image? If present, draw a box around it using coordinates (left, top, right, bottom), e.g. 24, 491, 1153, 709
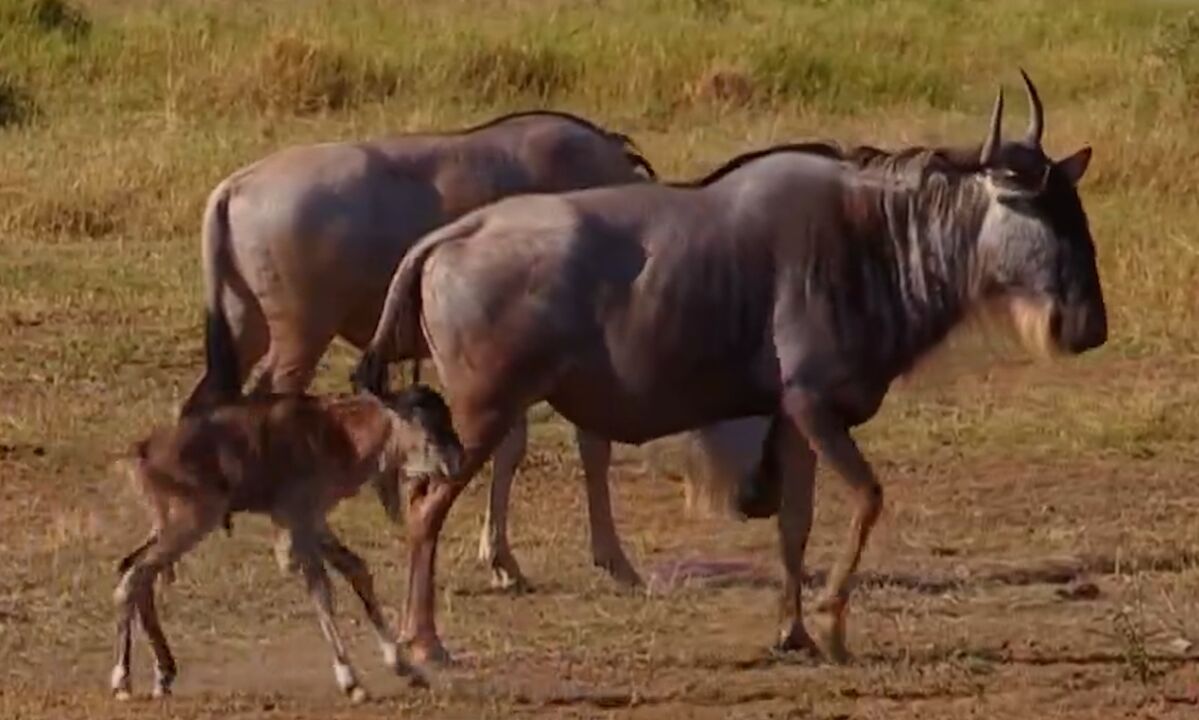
385, 645, 431, 689
813, 610, 851, 665
490, 569, 533, 594
408, 638, 452, 668
151, 686, 172, 700
773, 627, 821, 657
110, 666, 132, 701
348, 686, 370, 705
595, 557, 643, 589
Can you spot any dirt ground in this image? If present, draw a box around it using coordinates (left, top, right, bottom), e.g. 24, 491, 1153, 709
2, 354, 1198, 720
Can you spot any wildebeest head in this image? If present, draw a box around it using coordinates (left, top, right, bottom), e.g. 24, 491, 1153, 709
380, 384, 463, 481
974, 70, 1106, 356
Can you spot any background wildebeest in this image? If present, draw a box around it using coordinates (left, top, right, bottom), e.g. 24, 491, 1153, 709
353, 70, 1106, 665
112, 382, 463, 702
178, 110, 674, 592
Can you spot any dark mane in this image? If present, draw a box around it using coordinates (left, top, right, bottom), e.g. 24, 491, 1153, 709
454, 109, 657, 179
669, 142, 846, 188
671, 141, 985, 188
455, 109, 615, 137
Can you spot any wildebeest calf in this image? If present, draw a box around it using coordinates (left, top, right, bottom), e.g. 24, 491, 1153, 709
110, 386, 463, 703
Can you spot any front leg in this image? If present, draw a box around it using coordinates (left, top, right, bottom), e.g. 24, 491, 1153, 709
780, 386, 884, 663
769, 418, 820, 655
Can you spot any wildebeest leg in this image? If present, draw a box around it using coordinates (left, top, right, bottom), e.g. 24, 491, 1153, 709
402, 404, 517, 666
317, 527, 426, 686
288, 529, 369, 703
770, 421, 819, 655
250, 321, 335, 395
781, 388, 883, 663
576, 428, 641, 587
112, 506, 221, 700
476, 418, 531, 591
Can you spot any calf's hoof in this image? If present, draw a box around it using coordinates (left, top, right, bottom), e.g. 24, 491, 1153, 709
152, 665, 176, 699
489, 566, 532, 594
111, 666, 132, 701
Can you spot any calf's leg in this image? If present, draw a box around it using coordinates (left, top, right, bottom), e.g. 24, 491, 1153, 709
476, 418, 531, 591
781, 387, 883, 663
287, 529, 369, 703
112, 504, 220, 699
576, 428, 641, 587
317, 528, 425, 686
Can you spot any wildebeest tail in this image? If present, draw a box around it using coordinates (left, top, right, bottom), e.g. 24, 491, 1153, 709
609, 130, 658, 180
179, 180, 242, 416
351, 213, 487, 396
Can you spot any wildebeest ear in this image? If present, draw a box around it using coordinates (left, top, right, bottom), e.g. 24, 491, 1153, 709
1056, 146, 1091, 185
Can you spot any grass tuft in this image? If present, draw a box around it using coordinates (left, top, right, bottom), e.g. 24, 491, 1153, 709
0, 73, 36, 127
228, 33, 397, 116
0, 0, 90, 40
456, 38, 581, 103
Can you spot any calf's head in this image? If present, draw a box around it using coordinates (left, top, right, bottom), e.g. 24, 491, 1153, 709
974, 70, 1107, 356
381, 384, 464, 481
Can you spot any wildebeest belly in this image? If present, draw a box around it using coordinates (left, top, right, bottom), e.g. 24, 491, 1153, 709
547, 359, 777, 445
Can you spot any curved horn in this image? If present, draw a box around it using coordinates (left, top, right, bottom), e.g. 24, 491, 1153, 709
1019, 67, 1044, 147
979, 87, 1003, 166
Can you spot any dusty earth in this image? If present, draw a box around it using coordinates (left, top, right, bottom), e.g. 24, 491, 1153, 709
2, 354, 1198, 720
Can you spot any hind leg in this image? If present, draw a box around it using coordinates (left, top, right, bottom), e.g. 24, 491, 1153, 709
476, 418, 531, 591
575, 428, 641, 587
402, 398, 526, 666
112, 501, 222, 700
250, 319, 337, 395
286, 526, 369, 703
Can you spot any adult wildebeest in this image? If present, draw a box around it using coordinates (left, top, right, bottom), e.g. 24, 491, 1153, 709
178, 110, 662, 591
111, 383, 463, 702
353, 70, 1107, 665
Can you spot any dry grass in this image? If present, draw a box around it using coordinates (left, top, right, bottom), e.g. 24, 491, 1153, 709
2, 0, 1199, 717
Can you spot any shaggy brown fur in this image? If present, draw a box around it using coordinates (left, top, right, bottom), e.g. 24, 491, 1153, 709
110, 386, 462, 703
